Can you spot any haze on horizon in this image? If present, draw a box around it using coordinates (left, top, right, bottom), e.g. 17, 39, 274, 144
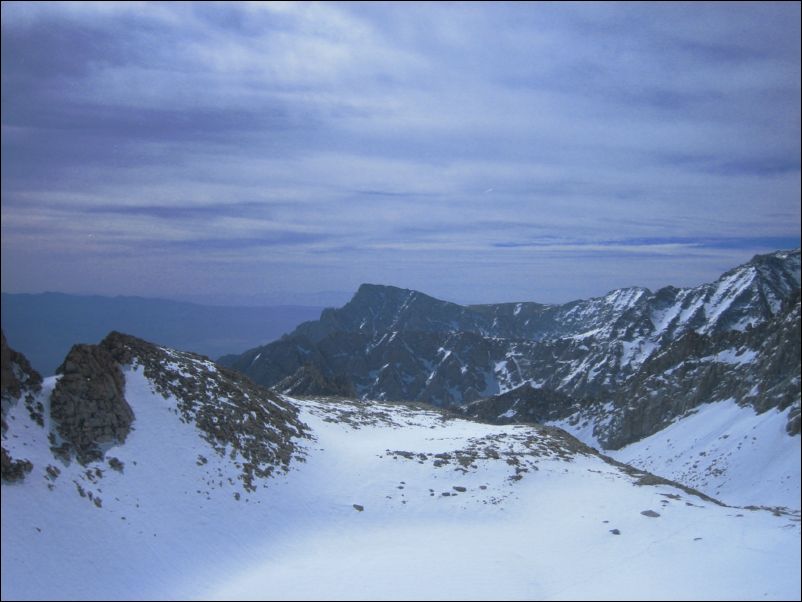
1, 1, 800, 307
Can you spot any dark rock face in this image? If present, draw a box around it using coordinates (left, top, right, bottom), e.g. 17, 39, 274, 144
1, 447, 33, 482
50, 343, 133, 464
463, 384, 583, 425
3, 327, 308, 493
1, 330, 42, 403
788, 405, 801, 437
223, 251, 800, 406
15, 329, 309, 490
1, 330, 43, 482
277, 363, 357, 398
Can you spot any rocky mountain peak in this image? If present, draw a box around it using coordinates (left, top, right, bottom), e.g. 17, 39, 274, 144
352, 282, 416, 304
221, 249, 800, 452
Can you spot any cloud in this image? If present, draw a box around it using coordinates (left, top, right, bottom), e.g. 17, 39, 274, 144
1, 2, 799, 304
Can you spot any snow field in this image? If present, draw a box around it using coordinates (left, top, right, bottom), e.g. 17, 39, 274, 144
2, 369, 800, 601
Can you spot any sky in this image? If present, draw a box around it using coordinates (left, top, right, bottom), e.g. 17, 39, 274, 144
1, 1, 800, 307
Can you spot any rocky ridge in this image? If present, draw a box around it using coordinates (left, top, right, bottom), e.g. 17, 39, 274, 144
2, 331, 309, 492
463, 383, 584, 426
220, 250, 801, 448
101, 332, 309, 490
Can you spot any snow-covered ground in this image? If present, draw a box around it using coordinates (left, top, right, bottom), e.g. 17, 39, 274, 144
607, 399, 800, 509
2, 368, 800, 600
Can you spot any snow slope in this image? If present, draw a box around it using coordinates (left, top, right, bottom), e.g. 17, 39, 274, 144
608, 399, 800, 509
2, 368, 800, 601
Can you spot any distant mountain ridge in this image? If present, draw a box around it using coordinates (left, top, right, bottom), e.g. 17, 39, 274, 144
220, 249, 801, 449
241, 248, 799, 347
1, 292, 323, 376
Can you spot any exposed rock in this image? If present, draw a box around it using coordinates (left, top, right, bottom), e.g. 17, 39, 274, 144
99, 331, 309, 491
50, 343, 133, 464
6, 328, 308, 493
463, 384, 583, 425
2, 330, 44, 431
787, 402, 801, 436
277, 362, 357, 398
597, 289, 802, 449
1, 330, 43, 404
1, 331, 43, 482
1, 447, 33, 482
641, 510, 661, 518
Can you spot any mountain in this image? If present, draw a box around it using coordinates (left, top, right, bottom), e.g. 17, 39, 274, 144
2, 334, 799, 600
1, 292, 323, 376
466, 288, 801, 507
464, 287, 801, 439
221, 249, 800, 418
219, 250, 800, 506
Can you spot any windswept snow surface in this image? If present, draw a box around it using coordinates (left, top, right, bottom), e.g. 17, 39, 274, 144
2, 371, 800, 601
609, 399, 801, 509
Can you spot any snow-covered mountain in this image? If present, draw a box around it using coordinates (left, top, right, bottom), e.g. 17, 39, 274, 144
218, 250, 800, 508
221, 249, 799, 407
2, 334, 799, 600
476, 288, 801, 507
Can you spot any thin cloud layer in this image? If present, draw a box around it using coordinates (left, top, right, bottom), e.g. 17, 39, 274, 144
2, 1, 800, 304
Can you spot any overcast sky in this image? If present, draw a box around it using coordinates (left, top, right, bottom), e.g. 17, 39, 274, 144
2, 1, 800, 306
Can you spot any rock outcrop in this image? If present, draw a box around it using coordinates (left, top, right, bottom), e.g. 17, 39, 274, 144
50, 343, 133, 464
1, 330, 43, 482
3, 328, 309, 492
99, 331, 309, 489
597, 289, 802, 448
1, 330, 42, 403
